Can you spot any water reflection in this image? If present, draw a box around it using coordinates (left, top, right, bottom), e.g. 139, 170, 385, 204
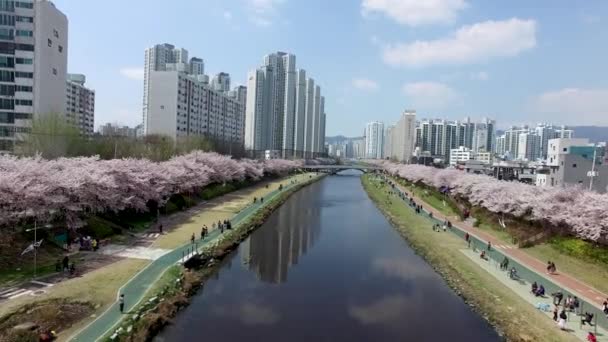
241, 185, 322, 284
160, 173, 499, 342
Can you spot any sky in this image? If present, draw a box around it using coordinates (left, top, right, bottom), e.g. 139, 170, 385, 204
53, 0, 608, 137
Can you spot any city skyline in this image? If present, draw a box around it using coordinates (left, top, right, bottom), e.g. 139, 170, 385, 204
52, 0, 608, 136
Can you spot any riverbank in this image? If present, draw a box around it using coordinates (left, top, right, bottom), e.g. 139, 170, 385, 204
0, 173, 317, 342
361, 174, 577, 342
105, 173, 325, 342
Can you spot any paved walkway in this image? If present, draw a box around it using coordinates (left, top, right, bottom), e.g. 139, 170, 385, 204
463, 249, 607, 341
386, 176, 608, 332
69, 175, 318, 342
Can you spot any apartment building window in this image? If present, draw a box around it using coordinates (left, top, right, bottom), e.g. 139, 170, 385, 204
0, 84, 14, 96
15, 57, 32, 64
16, 16, 33, 23
0, 14, 15, 25
15, 30, 32, 37
48, 39, 52, 47
0, 111, 14, 123
0, 28, 14, 40
0, 70, 14, 82
0, 56, 14, 67
15, 2, 34, 9
53, 29, 58, 38
15, 99, 32, 106
14, 113, 31, 119
58, 45, 63, 53
572, 164, 577, 168
15, 71, 32, 78
52, 68, 57, 75
0, 98, 14, 110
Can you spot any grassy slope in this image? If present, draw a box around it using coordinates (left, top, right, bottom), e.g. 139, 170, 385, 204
362, 175, 576, 342
392, 176, 608, 295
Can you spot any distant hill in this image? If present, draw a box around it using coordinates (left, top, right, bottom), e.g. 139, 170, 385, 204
571, 126, 608, 143
325, 135, 364, 144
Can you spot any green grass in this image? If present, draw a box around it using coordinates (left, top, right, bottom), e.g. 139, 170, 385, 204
362, 175, 577, 342
525, 238, 608, 295
394, 178, 460, 218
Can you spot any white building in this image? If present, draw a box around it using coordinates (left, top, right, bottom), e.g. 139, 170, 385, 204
143, 43, 206, 135
392, 110, 416, 163
147, 71, 244, 143
144, 44, 245, 143
0, 0, 68, 152
365, 121, 384, 159
450, 146, 474, 166
245, 52, 325, 158
517, 132, 541, 161
65, 73, 94, 136
99, 123, 137, 138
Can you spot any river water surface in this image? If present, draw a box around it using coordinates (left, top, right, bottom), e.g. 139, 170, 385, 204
159, 172, 500, 341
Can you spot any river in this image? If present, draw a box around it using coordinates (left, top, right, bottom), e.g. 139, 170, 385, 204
158, 171, 500, 341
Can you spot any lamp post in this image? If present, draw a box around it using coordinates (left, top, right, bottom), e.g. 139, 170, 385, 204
588, 144, 598, 191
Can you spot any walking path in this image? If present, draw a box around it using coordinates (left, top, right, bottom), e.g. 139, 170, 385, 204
69, 174, 318, 342
387, 176, 608, 332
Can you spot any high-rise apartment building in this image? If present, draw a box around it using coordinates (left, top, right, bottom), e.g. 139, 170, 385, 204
144, 44, 245, 144
0, 0, 68, 152
65, 73, 94, 136
245, 52, 326, 158
384, 125, 394, 159
365, 121, 384, 159
392, 110, 417, 162
496, 124, 574, 161
211, 72, 230, 92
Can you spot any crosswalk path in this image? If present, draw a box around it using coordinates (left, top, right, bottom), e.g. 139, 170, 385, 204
493, 244, 516, 250
0, 287, 32, 299
143, 233, 160, 239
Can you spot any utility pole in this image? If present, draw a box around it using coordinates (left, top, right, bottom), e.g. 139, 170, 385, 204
33, 220, 37, 278
588, 145, 598, 191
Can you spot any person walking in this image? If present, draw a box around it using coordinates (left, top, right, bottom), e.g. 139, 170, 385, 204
557, 309, 568, 330
119, 294, 125, 313
465, 233, 470, 247
159, 224, 163, 234
190, 233, 195, 244
487, 241, 492, 251
201, 227, 205, 240
62, 256, 69, 273
602, 299, 608, 318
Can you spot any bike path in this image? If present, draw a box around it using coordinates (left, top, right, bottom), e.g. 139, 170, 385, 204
384, 176, 608, 331
70, 176, 313, 341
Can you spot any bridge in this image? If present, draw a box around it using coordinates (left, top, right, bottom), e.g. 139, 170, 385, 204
302, 164, 381, 173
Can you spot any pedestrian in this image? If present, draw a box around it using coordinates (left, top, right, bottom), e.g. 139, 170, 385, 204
501, 256, 509, 271
552, 291, 564, 306
201, 227, 205, 240
550, 262, 557, 274
487, 241, 492, 251
552, 306, 558, 321
62, 256, 69, 272
546, 261, 553, 274
159, 224, 163, 234
531, 281, 538, 294
588, 332, 598, 342
602, 299, 608, 317
557, 309, 567, 330
227, 220, 232, 230
261, 197, 264, 203
190, 233, 195, 244
582, 312, 594, 326
572, 296, 580, 314
447, 221, 452, 229
442, 223, 447, 232
119, 294, 125, 313
92, 238, 98, 252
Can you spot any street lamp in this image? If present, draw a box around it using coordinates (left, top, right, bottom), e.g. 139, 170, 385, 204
588, 144, 599, 191
25, 222, 52, 278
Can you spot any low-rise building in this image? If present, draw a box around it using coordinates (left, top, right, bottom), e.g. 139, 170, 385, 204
539, 138, 608, 192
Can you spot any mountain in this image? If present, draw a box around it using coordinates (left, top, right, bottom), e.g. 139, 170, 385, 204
570, 126, 608, 143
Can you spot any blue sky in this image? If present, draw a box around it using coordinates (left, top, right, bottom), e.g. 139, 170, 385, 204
53, 0, 608, 136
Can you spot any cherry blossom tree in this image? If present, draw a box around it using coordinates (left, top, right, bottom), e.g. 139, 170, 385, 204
374, 161, 608, 243
0, 152, 301, 230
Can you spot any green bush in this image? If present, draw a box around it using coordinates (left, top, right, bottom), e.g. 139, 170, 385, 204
162, 201, 179, 215
549, 237, 608, 265
85, 216, 121, 239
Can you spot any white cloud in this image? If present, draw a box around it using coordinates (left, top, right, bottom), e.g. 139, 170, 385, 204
531, 88, 608, 125
245, 0, 285, 27
119, 67, 144, 81
402, 81, 461, 109
362, 0, 467, 26
383, 18, 536, 67
352, 78, 379, 91
470, 71, 489, 81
